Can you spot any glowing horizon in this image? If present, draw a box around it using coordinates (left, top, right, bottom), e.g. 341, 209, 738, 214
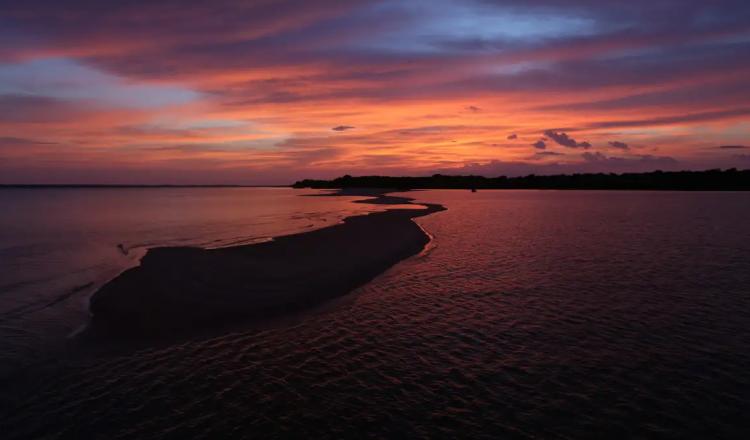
1, 0, 749, 184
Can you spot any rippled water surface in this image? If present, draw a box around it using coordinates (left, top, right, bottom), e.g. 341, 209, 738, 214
0, 187, 392, 371
2, 190, 750, 439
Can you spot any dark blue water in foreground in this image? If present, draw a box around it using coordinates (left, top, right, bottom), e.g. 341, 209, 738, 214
2, 190, 750, 438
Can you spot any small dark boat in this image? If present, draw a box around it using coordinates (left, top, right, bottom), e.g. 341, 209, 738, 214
471, 188, 477, 192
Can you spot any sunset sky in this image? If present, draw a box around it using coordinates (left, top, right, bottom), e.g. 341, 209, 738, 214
2, 0, 749, 184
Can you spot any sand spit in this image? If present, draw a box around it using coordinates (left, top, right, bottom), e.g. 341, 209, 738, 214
86, 190, 445, 339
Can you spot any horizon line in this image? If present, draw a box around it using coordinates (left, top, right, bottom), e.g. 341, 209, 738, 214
0, 184, 290, 188
2, 168, 748, 188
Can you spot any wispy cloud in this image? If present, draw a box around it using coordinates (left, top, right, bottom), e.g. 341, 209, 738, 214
1, 0, 749, 183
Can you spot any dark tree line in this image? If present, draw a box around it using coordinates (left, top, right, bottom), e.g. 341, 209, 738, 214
293, 169, 750, 190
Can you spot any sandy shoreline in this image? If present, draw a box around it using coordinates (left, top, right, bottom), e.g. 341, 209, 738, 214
85, 189, 445, 340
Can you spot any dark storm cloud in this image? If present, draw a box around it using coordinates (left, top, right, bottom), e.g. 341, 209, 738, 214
332, 125, 355, 132
609, 141, 629, 150
533, 140, 547, 149
544, 130, 591, 149
507, 134, 518, 140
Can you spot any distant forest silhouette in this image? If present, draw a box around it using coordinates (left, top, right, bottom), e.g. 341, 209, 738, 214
294, 169, 750, 190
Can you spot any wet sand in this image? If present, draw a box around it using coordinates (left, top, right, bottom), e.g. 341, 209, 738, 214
86, 190, 445, 339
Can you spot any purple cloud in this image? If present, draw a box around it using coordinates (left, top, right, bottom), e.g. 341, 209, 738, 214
544, 130, 591, 149
528, 151, 565, 160
443, 154, 681, 177
581, 152, 677, 168
533, 140, 547, 149
588, 107, 750, 129
2, 0, 750, 183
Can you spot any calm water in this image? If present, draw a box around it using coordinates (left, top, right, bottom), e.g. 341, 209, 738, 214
0, 187, 395, 372
3, 190, 750, 438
